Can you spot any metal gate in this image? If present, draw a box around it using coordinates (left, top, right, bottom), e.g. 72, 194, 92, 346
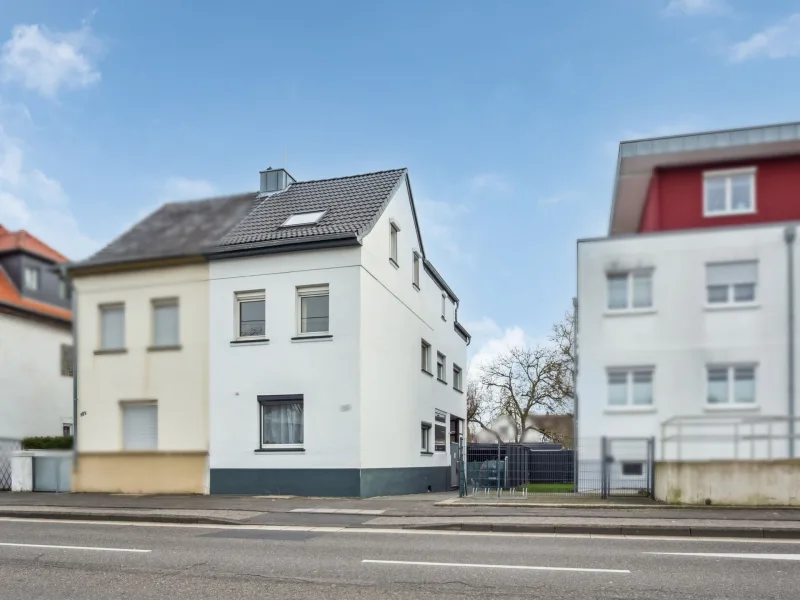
0, 438, 22, 491
33, 455, 71, 492
601, 437, 655, 498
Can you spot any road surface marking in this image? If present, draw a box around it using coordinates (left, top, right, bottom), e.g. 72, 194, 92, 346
362, 559, 630, 573
0, 542, 150, 553
646, 552, 800, 561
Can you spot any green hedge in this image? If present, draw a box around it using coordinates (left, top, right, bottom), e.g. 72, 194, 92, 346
21, 436, 73, 450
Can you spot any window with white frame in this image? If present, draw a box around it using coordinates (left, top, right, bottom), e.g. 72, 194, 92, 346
412, 252, 420, 289
706, 261, 757, 305
704, 168, 756, 216
62, 423, 73, 437
707, 365, 756, 405
421, 422, 431, 453
297, 285, 329, 334
421, 340, 431, 373
607, 368, 654, 406
390, 222, 399, 265
607, 270, 652, 310
259, 395, 303, 447
434, 410, 447, 451
122, 402, 158, 450
152, 298, 179, 347
99, 304, 125, 350
452, 364, 463, 392
437, 352, 446, 382
24, 266, 39, 291
236, 291, 265, 338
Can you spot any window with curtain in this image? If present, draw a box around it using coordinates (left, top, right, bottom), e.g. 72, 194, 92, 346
100, 305, 125, 350
706, 261, 758, 305
152, 299, 179, 347
259, 396, 304, 446
298, 286, 329, 334
122, 403, 158, 450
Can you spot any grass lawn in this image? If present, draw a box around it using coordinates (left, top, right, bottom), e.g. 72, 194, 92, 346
517, 483, 575, 494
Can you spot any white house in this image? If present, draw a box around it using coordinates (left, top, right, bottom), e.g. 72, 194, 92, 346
0, 226, 73, 490
577, 122, 800, 476
207, 168, 470, 496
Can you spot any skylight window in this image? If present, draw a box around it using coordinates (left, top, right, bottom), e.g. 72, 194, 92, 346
281, 211, 326, 227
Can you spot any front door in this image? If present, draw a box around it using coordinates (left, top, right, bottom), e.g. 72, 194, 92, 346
450, 442, 459, 488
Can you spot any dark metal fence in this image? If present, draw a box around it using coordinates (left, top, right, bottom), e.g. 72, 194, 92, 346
462, 437, 655, 498
0, 437, 22, 491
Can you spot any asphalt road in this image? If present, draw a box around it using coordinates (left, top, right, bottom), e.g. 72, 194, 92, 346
1, 518, 799, 599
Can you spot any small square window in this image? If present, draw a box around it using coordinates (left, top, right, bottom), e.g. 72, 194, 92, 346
259, 395, 304, 447
437, 352, 446, 382
421, 340, 431, 373
236, 291, 265, 338
421, 422, 431, 452
100, 304, 125, 350
452, 364, 463, 392
62, 423, 73, 437
298, 285, 329, 334
24, 266, 39, 291
621, 462, 644, 477
152, 299, 179, 347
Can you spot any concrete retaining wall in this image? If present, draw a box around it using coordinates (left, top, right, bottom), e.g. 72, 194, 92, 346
655, 460, 800, 506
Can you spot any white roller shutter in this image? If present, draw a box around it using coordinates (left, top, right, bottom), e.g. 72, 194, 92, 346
123, 404, 158, 450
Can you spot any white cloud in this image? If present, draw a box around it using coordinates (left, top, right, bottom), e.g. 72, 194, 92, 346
0, 23, 101, 97
159, 177, 215, 203
0, 128, 98, 259
415, 198, 472, 265
729, 13, 800, 62
466, 319, 531, 378
663, 0, 730, 17
468, 172, 511, 195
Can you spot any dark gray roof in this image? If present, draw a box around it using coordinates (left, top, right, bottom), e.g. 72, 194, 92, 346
76, 192, 259, 268
214, 169, 407, 251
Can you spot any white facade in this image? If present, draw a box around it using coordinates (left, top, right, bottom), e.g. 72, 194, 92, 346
208, 178, 467, 496
0, 312, 73, 440
577, 223, 799, 462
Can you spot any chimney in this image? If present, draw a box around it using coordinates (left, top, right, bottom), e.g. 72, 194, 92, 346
259, 167, 295, 196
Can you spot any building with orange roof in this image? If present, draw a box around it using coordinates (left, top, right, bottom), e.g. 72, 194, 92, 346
0, 224, 74, 482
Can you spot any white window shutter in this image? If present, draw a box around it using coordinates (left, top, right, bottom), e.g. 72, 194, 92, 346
123, 404, 158, 450
154, 304, 179, 346
706, 261, 757, 286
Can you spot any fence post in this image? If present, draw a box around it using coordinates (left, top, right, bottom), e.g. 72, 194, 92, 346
496, 442, 501, 497
601, 436, 609, 500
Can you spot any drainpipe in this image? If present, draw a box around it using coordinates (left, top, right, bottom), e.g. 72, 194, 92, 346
785, 226, 796, 458
60, 265, 78, 470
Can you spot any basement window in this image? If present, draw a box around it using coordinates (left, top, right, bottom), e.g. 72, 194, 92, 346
281, 211, 326, 227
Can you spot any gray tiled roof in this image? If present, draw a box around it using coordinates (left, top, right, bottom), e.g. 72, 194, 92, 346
215, 168, 407, 250
77, 192, 259, 268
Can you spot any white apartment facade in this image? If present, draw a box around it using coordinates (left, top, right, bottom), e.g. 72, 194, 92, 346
208, 169, 469, 496
577, 122, 800, 469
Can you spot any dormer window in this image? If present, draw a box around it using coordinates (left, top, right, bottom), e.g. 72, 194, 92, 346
24, 266, 39, 291
703, 168, 756, 217
281, 211, 326, 227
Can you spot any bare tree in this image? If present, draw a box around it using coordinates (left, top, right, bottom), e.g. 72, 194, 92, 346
475, 309, 576, 444
466, 379, 500, 442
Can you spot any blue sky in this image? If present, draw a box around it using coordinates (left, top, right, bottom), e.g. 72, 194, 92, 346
1, 0, 799, 365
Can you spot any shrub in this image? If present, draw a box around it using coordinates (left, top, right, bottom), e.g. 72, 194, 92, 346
21, 436, 73, 450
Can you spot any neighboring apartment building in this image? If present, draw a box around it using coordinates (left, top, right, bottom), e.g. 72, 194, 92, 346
577, 121, 800, 469
0, 226, 73, 445
70, 167, 470, 496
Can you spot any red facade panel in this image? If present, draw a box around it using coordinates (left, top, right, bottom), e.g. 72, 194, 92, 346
638, 155, 800, 233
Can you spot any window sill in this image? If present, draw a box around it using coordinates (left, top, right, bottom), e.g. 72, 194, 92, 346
704, 404, 760, 412
254, 447, 305, 453
703, 208, 756, 219
421, 369, 434, 377
437, 378, 448, 385
704, 302, 760, 312
230, 338, 270, 346
453, 387, 464, 394
147, 345, 182, 352
604, 406, 656, 415
420, 451, 433, 456
412, 283, 420, 292
93, 348, 127, 355
389, 258, 399, 269
441, 316, 447, 322
604, 308, 656, 318
291, 334, 333, 343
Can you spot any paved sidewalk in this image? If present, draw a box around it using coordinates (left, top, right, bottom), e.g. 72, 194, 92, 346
2, 492, 800, 539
